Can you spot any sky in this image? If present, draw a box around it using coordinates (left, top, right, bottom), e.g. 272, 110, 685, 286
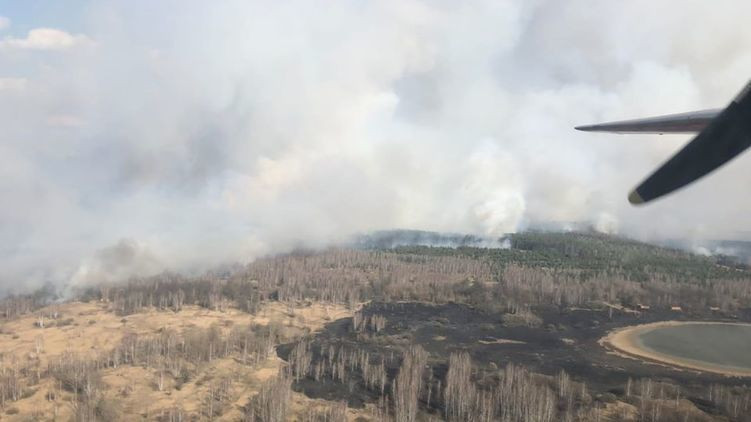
2, 1, 751, 291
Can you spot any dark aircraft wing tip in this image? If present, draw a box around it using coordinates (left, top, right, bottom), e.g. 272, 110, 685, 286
628, 189, 645, 205
574, 109, 721, 135
575, 124, 619, 132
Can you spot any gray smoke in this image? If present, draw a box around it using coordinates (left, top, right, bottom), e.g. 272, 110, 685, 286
2, 1, 751, 291
353, 230, 511, 250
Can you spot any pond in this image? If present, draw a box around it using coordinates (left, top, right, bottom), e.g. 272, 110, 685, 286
636, 323, 751, 372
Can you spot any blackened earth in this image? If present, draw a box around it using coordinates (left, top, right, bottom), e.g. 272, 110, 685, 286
279, 301, 751, 413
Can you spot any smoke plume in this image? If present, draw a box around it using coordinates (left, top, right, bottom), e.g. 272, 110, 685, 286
2, 1, 751, 291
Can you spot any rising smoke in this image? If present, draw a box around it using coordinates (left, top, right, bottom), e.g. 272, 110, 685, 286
2, 1, 751, 291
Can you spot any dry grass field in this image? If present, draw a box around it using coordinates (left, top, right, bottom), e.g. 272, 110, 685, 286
0, 300, 361, 421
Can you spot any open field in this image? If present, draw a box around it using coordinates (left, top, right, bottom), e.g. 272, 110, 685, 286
0, 300, 355, 421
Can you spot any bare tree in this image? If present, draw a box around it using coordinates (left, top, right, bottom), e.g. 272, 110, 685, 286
444, 352, 475, 422
244, 371, 292, 422
393, 345, 428, 422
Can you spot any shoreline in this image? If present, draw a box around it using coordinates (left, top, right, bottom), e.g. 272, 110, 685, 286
600, 321, 751, 378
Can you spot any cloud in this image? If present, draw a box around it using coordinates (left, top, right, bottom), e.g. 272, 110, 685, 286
0, 28, 93, 50
2, 1, 751, 291
0, 77, 26, 91
46, 114, 86, 128
0, 16, 9, 31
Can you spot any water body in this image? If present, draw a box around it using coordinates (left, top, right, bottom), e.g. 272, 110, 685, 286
637, 323, 751, 372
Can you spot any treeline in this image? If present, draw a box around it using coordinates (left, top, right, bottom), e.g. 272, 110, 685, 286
0, 322, 289, 419
395, 231, 751, 281
79, 243, 751, 315
243, 368, 348, 422
81, 275, 263, 316
103, 322, 282, 371
2, 231, 745, 327
0, 283, 57, 319
74, 249, 494, 314
5, 232, 751, 323
2, 240, 746, 329
285, 339, 593, 421
617, 377, 751, 422
493, 263, 751, 312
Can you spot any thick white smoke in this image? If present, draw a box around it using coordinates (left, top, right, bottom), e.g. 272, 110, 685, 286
2, 1, 751, 290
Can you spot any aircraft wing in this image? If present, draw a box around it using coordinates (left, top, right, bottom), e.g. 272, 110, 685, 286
627, 81, 751, 204
575, 109, 720, 134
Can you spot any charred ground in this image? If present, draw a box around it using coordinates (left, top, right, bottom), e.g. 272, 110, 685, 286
280, 301, 751, 412
275, 231, 751, 421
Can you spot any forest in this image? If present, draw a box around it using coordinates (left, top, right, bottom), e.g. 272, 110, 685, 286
0, 231, 750, 421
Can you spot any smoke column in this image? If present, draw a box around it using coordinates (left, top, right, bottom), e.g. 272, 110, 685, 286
2, 1, 751, 290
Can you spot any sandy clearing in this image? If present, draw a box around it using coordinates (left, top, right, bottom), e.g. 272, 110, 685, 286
0, 301, 351, 369
478, 338, 526, 345
0, 300, 355, 421
290, 391, 376, 421
600, 400, 638, 421
600, 320, 751, 377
